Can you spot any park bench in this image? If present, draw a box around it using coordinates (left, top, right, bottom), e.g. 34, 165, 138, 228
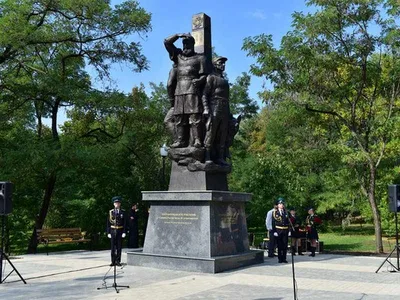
249, 232, 323, 253
36, 228, 91, 255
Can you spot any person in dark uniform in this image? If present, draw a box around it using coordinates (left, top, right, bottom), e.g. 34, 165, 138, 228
288, 208, 304, 256
272, 198, 290, 263
306, 207, 322, 257
107, 196, 127, 266
128, 203, 139, 248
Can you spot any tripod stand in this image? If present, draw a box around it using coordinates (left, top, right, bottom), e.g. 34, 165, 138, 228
97, 263, 130, 293
97, 235, 129, 293
376, 211, 400, 273
0, 215, 26, 284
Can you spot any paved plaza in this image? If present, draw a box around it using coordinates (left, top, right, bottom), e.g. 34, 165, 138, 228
1, 250, 400, 299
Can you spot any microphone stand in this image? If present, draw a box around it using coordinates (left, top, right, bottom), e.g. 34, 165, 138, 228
287, 213, 298, 300
97, 208, 129, 293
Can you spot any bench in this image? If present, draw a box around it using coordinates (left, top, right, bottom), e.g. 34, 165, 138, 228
36, 228, 91, 255
250, 232, 323, 253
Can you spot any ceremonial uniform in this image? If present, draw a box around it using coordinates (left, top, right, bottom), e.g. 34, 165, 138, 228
272, 203, 290, 263
306, 210, 322, 257
289, 212, 304, 255
107, 197, 127, 266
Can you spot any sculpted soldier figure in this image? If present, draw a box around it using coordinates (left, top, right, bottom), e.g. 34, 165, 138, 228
202, 56, 230, 165
164, 33, 208, 148
164, 64, 177, 142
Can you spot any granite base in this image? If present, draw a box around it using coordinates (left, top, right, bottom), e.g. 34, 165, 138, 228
126, 249, 264, 273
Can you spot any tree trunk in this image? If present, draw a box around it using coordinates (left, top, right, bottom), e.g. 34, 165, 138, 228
368, 164, 383, 253
34, 101, 43, 138
27, 101, 60, 253
27, 171, 57, 253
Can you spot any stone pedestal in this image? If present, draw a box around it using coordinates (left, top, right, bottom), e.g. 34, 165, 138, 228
127, 191, 264, 273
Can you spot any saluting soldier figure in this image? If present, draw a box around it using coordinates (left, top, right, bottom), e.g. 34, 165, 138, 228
306, 207, 322, 257
107, 196, 127, 266
272, 198, 290, 263
164, 33, 208, 148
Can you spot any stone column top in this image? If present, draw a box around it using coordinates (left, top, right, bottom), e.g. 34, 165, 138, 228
142, 190, 252, 202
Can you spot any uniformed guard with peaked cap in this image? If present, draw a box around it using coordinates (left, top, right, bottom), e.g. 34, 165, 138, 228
107, 196, 127, 266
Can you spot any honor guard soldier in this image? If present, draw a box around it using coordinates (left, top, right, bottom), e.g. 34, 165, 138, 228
272, 197, 290, 263
306, 207, 322, 257
107, 196, 127, 266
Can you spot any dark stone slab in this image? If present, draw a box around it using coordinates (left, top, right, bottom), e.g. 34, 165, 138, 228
127, 249, 264, 273
127, 190, 264, 273
143, 201, 211, 257
168, 162, 228, 191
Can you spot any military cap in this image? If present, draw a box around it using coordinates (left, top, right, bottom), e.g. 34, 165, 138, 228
182, 35, 195, 44
276, 197, 285, 205
212, 56, 228, 64
112, 196, 122, 203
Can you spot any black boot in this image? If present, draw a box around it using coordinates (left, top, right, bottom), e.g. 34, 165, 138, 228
291, 246, 297, 255
205, 148, 212, 163
216, 148, 229, 165
191, 125, 202, 148
171, 126, 186, 148
309, 246, 315, 257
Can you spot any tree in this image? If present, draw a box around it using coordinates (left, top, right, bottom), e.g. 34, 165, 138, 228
0, 0, 152, 253
230, 72, 259, 119
243, 0, 400, 252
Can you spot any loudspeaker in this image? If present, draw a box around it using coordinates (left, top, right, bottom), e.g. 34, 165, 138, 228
0, 181, 12, 215
388, 184, 400, 213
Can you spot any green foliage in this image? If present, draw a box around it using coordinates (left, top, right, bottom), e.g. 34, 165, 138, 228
241, 0, 400, 253
229, 73, 259, 118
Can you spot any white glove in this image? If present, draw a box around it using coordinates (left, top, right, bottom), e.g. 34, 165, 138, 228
288, 231, 291, 237
122, 233, 126, 238
107, 234, 111, 238
273, 232, 278, 237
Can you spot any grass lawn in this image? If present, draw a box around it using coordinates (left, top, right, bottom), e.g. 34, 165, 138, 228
319, 233, 394, 253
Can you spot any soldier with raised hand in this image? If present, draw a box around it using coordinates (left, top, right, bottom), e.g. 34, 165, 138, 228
107, 196, 127, 266
164, 33, 208, 148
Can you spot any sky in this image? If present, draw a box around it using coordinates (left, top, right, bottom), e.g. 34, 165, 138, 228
106, 0, 313, 101
50, 0, 314, 125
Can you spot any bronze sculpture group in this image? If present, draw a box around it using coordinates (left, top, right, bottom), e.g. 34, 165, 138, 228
164, 33, 240, 171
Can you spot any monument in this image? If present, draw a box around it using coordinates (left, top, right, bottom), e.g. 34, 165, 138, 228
127, 13, 264, 273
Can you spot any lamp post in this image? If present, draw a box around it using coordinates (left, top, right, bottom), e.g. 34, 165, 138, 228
159, 143, 168, 190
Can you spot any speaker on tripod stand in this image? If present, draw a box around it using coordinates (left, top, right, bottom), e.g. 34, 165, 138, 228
376, 184, 400, 273
0, 181, 26, 284
0, 182, 12, 216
